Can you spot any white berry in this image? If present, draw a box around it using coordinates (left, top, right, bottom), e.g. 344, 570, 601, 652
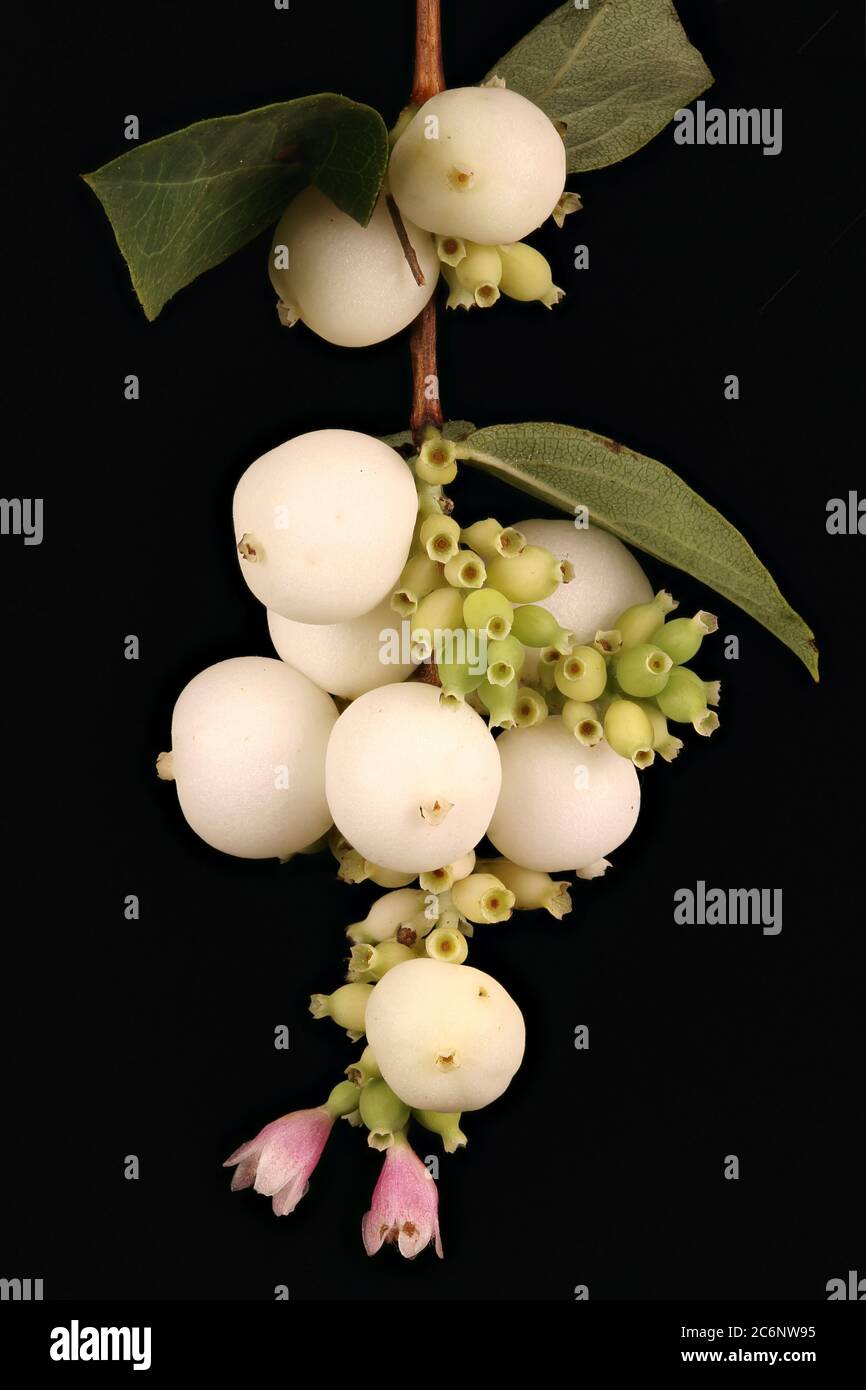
325, 683, 501, 873
160, 657, 337, 860
389, 86, 566, 245
515, 519, 652, 682
487, 717, 640, 872
365, 959, 525, 1112
267, 596, 417, 700
233, 429, 417, 624
269, 188, 439, 347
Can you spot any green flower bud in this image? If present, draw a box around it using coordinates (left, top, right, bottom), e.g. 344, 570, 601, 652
391, 552, 445, 616
437, 646, 485, 704
462, 587, 514, 639
561, 699, 603, 747
350, 939, 416, 981
412, 1109, 468, 1154
309, 982, 374, 1040
514, 686, 549, 728
456, 241, 503, 307
614, 643, 673, 698
451, 872, 515, 924
554, 645, 608, 701
652, 611, 718, 664
537, 645, 560, 691
416, 436, 459, 486
593, 629, 623, 657
510, 604, 575, 652
615, 590, 678, 647
345, 1045, 381, 1088
477, 675, 519, 729
359, 1077, 411, 1150
435, 234, 467, 267
326, 1080, 363, 1118
419, 512, 461, 562
634, 699, 684, 763
442, 261, 476, 310
486, 546, 572, 603
444, 548, 487, 589
603, 698, 655, 767
498, 241, 564, 308
476, 858, 572, 919
486, 634, 526, 686
425, 924, 469, 964
655, 666, 709, 724
460, 517, 526, 561
419, 850, 476, 894
411, 586, 465, 661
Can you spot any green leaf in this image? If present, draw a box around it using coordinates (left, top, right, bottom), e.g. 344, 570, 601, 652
380, 420, 477, 452
462, 422, 818, 680
486, 0, 713, 173
84, 95, 388, 320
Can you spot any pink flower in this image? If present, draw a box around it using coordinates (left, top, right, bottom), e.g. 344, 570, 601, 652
223, 1107, 334, 1217
362, 1133, 444, 1259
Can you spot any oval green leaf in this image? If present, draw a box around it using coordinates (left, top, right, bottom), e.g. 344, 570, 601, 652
463, 422, 818, 679
486, 0, 713, 173
84, 95, 388, 320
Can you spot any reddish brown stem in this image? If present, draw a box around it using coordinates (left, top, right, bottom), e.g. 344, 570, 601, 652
408, 0, 445, 446
411, 0, 445, 106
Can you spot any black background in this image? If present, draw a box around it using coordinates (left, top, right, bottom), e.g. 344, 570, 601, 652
2, 0, 864, 1304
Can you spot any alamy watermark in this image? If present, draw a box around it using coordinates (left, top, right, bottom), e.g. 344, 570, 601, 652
674, 101, 782, 157
0, 497, 43, 545
674, 881, 782, 935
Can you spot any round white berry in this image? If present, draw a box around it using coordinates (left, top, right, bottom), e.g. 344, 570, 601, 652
162, 656, 337, 860
487, 717, 640, 872
267, 596, 418, 700
233, 429, 417, 624
325, 683, 501, 873
389, 86, 566, 245
269, 188, 439, 347
365, 958, 525, 1112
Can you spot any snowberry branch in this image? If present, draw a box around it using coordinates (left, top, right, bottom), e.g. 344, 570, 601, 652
409, 0, 445, 445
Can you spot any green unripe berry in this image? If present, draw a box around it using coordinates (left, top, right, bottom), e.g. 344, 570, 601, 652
410, 586, 465, 661
419, 512, 461, 562
514, 686, 548, 728
416, 436, 459, 485
451, 872, 515, 924
412, 1109, 468, 1153
562, 699, 603, 747
498, 241, 564, 308
462, 587, 513, 639
425, 924, 469, 964
655, 666, 709, 724
461, 517, 526, 561
435, 235, 467, 267
615, 590, 678, 647
634, 699, 684, 763
603, 699, 655, 767
358, 1077, 411, 1150
309, 982, 374, 1040
477, 675, 519, 729
510, 604, 575, 652
486, 635, 526, 686
326, 1080, 362, 1118
391, 552, 445, 616
345, 1045, 381, 1087
554, 645, 607, 701
614, 643, 673, 697
652, 611, 718, 664
486, 545, 571, 603
444, 548, 486, 589
455, 242, 503, 307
